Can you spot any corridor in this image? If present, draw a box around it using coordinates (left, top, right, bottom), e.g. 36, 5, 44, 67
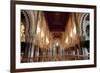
20, 10, 90, 63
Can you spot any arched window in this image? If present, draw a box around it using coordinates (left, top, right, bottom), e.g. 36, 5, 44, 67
21, 10, 40, 62
21, 10, 30, 62
80, 13, 90, 59
80, 13, 90, 40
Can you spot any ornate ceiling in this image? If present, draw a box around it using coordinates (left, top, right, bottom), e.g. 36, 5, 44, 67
44, 11, 70, 32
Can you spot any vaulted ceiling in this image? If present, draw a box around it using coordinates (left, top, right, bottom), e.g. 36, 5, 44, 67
44, 11, 70, 32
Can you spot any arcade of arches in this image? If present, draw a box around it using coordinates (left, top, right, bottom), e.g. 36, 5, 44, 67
21, 10, 90, 62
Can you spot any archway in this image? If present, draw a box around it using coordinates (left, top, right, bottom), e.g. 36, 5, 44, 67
80, 13, 90, 59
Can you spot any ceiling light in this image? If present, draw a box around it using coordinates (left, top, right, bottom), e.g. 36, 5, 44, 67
37, 24, 40, 34
46, 37, 49, 44
41, 31, 44, 38
73, 23, 76, 34
65, 37, 68, 44
70, 31, 73, 38
56, 42, 59, 46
